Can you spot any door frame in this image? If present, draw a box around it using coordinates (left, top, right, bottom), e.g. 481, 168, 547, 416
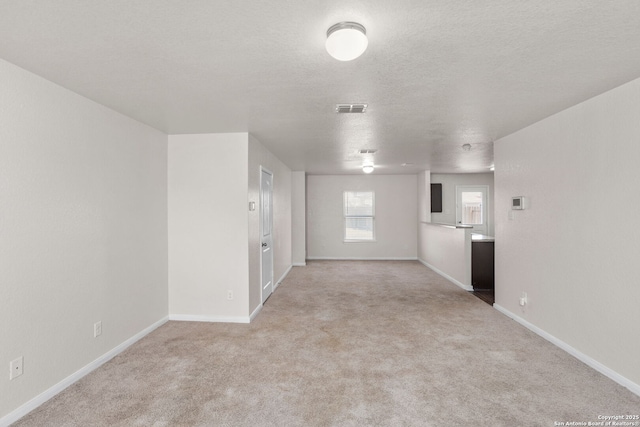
259, 166, 274, 305
455, 185, 490, 235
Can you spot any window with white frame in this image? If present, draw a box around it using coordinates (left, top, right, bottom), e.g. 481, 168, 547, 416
343, 191, 375, 241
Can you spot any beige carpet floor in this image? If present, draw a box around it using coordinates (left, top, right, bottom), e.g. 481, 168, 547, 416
13, 261, 640, 426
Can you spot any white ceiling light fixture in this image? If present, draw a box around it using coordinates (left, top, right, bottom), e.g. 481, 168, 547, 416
362, 164, 374, 174
326, 22, 368, 61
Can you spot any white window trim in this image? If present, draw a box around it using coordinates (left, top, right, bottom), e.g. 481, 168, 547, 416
343, 191, 376, 243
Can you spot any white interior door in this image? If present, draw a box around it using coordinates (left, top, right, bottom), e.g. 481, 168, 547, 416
456, 185, 489, 235
260, 168, 274, 304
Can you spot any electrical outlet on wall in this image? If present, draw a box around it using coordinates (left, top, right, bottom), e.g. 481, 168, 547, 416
10, 356, 23, 380
227, 290, 233, 300
94, 321, 102, 338
519, 292, 528, 307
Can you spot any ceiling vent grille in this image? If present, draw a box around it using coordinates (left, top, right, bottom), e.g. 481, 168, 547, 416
359, 149, 377, 154
336, 103, 367, 113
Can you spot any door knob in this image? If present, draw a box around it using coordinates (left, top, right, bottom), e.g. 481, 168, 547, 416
262, 243, 267, 247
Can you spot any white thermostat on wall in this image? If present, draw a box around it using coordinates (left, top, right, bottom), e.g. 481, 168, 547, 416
511, 196, 525, 210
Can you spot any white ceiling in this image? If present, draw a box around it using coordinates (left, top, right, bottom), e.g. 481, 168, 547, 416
1, 1, 640, 174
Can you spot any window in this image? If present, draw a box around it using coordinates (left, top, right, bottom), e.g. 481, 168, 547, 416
461, 191, 483, 224
343, 191, 375, 241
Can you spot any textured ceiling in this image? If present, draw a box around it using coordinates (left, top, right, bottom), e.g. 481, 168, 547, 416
1, 0, 640, 174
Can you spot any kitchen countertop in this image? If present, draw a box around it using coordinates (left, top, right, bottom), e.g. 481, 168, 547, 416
421, 222, 473, 229
472, 233, 495, 242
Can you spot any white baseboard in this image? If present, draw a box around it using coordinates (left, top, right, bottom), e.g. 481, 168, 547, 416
170, 265, 294, 326
249, 304, 263, 322
0, 316, 169, 427
306, 257, 418, 261
274, 264, 293, 291
493, 304, 640, 397
417, 258, 473, 291
292, 262, 306, 266
169, 314, 250, 324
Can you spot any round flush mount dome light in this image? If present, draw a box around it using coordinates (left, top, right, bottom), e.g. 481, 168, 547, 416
326, 22, 368, 61
362, 164, 374, 174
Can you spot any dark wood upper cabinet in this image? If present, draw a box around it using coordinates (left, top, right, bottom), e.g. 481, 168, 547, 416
431, 183, 442, 213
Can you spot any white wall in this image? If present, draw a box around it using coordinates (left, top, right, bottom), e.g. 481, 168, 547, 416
430, 173, 495, 236
418, 223, 472, 290
168, 133, 292, 320
306, 175, 417, 260
495, 77, 640, 389
168, 133, 249, 320
417, 171, 431, 223
0, 59, 168, 420
291, 171, 306, 266
248, 135, 292, 313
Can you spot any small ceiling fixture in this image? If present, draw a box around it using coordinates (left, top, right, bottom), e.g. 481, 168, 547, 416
326, 22, 368, 61
462, 143, 472, 151
362, 164, 374, 174
489, 165, 495, 171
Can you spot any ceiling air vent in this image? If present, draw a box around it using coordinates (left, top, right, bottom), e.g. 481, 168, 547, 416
336, 103, 367, 113
359, 149, 377, 154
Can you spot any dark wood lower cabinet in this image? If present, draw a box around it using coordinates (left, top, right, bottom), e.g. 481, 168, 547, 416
472, 241, 494, 291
